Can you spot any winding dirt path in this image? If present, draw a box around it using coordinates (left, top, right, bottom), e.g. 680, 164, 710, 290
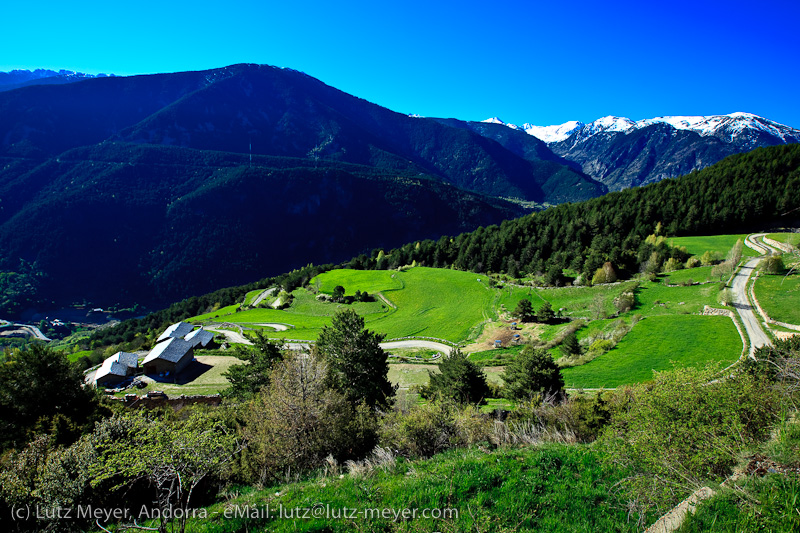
251, 287, 276, 307
732, 234, 777, 356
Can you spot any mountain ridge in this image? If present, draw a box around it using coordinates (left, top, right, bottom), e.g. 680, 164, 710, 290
483, 113, 800, 191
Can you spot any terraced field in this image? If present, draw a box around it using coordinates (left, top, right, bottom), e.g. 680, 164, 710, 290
562, 315, 742, 388
754, 273, 800, 325
183, 234, 752, 391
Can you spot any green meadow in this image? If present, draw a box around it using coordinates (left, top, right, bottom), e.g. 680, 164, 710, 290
754, 273, 800, 325
562, 315, 742, 388
668, 233, 758, 258
184, 249, 747, 390
766, 232, 800, 247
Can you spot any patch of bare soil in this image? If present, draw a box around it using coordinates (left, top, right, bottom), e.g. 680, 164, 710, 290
463, 320, 542, 353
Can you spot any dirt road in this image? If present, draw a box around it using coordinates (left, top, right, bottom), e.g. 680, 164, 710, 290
732, 234, 778, 355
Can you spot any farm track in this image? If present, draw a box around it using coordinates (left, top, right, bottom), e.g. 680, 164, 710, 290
733, 234, 777, 356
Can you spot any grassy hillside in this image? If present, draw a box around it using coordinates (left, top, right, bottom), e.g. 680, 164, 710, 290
667, 233, 758, 258
180, 237, 748, 393
754, 273, 800, 325
185, 445, 642, 533
562, 315, 742, 388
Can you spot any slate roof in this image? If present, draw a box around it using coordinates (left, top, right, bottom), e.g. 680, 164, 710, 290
143, 337, 194, 365
185, 327, 215, 348
95, 351, 138, 382
156, 322, 195, 343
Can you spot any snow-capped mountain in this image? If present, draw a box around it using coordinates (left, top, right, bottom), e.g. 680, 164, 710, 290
0, 68, 113, 92
515, 112, 800, 147
483, 112, 800, 191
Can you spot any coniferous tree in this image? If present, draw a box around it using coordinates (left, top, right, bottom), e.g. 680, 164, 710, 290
422, 348, 489, 405
223, 330, 284, 400
537, 301, 555, 323
315, 309, 395, 408
514, 298, 534, 322
502, 346, 564, 401
560, 332, 581, 359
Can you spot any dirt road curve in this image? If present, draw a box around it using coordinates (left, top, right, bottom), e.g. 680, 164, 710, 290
379, 340, 453, 355
251, 288, 276, 307
732, 234, 777, 356
206, 327, 252, 345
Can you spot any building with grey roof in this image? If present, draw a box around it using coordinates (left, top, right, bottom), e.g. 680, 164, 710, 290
142, 337, 195, 376
184, 327, 216, 349
95, 351, 139, 387
156, 321, 195, 343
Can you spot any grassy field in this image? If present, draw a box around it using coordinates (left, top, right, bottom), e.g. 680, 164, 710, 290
766, 232, 800, 247
242, 289, 266, 306
754, 273, 800, 325
178, 264, 745, 391
629, 280, 719, 317
192, 268, 498, 343
662, 265, 716, 285
185, 445, 643, 533
498, 282, 639, 320
561, 315, 742, 388
67, 349, 94, 363
388, 363, 437, 390
668, 234, 758, 258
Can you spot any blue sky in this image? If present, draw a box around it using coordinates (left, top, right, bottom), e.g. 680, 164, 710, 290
2, 0, 799, 128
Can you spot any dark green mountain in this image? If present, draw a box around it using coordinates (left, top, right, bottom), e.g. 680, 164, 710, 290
0, 143, 524, 314
0, 64, 608, 315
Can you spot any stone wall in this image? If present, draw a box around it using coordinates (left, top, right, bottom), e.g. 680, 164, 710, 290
116, 393, 223, 411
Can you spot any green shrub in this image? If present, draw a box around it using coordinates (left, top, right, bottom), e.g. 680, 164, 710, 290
379, 402, 460, 458
760, 255, 785, 274
599, 366, 779, 513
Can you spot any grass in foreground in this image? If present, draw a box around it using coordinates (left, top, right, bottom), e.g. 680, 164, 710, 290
187, 445, 642, 533
562, 315, 742, 388
678, 414, 800, 532
754, 273, 800, 325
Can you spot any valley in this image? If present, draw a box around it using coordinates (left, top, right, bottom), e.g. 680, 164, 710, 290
1, 61, 800, 533
143, 232, 794, 396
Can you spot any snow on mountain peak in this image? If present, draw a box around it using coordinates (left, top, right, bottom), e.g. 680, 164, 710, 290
519, 112, 800, 144
521, 121, 583, 143
482, 117, 506, 125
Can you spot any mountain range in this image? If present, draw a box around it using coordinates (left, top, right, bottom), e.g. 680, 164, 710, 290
0, 69, 113, 92
485, 113, 800, 190
0, 64, 603, 315
0, 63, 797, 316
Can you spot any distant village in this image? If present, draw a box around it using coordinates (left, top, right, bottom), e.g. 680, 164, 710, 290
93, 322, 217, 388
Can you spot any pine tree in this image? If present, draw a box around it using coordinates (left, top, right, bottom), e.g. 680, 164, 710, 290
501, 346, 564, 401
560, 332, 581, 358
514, 298, 534, 322
423, 348, 489, 405
315, 309, 395, 408
537, 301, 555, 323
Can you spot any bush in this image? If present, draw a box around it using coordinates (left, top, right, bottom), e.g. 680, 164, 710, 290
599, 366, 779, 513
613, 290, 635, 313
686, 257, 701, 268
760, 255, 785, 274
378, 402, 460, 458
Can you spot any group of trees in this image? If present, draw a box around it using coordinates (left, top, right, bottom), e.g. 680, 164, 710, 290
344, 144, 799, 282
513, 298, 556, 323
422, 345, 564, 405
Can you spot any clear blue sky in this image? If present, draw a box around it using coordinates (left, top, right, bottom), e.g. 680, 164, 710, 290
3, 0, 799, 128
